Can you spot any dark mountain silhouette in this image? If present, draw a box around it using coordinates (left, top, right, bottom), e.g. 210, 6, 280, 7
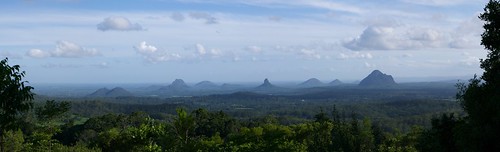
194, 81, 219, 89
88, 88, 110, 97
329, 79, 343, 86
359, 70, 397, 87
256, 78, 277, 89
298, 78, 325, 87
88, 87, 134, 97
160, 79, 189, 90
107, 87, 134, 97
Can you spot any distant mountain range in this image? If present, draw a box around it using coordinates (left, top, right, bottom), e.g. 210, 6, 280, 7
85, 70, 402, 97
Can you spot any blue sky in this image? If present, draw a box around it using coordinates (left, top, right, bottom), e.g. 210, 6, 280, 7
0, 0, 489, 84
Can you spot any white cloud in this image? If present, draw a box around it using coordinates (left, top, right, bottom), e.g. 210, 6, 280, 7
343, 25, 450, 51
26, 49, 51, 58
407, 28, 447, 48
343, 26, 399, 50
52, 41, 100, 58
27, 41, 100, 58
134, 41, 181, 63
195, 43, 223, 57
97, 16, 144, 31
196, 43, 206, 55
189, 12, 218, 24
449, 16, 483, 49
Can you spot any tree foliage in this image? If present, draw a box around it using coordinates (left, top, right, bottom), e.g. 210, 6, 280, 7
0, 58, 34, 131
421, 0, 500, 151
0, 58, 34, 151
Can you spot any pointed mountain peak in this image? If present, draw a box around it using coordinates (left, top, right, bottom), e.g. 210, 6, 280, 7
256, 78, 276, 89
263, 78, 271, 85
329, 79, 343, 85
359, 70, 397, 86
88, 88, 110, 97
370, 70, 383, 75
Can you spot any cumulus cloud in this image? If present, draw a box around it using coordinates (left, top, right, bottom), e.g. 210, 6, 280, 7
134, 41, 181, 63
195, 43, 223, 57
196, 43, 206, 55
26, 49, 51, 58
343, 25, 448, 51
26, 41, 100, 58
52, 41, 100, 57
407, 28, 446, 48
343, 26, 399, 50
449, 17, 483, 49
97, 16, 144, 31
189, 12, 218, 24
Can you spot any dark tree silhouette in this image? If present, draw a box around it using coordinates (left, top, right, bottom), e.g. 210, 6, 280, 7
0, 58, 34, 151
455, 0, 500, 151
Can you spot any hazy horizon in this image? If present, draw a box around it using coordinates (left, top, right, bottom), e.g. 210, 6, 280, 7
0, 0, 488, 84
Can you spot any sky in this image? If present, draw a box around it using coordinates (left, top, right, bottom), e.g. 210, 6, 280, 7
0, 0, 490, 84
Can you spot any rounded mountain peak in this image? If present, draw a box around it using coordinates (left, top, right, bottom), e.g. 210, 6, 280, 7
299, 78, 324, 87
